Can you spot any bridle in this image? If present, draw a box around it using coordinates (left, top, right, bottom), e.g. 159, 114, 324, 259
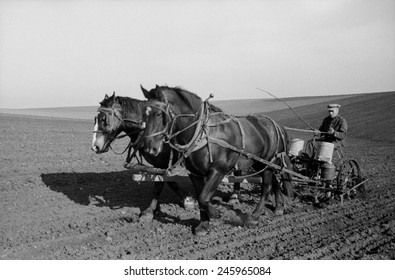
143, 94, 213, 152
142, 101, 176, 140
93, 106, 144, 154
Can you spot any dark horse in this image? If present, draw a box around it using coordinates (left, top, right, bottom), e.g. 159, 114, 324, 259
91, 92, 194, 219
141, 85, 293, 236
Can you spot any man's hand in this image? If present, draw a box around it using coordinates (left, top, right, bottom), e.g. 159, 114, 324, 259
327, 127, 335, 134
314, 130, 321, 137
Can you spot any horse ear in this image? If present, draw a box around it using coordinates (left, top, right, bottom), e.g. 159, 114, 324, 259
140, 85, 150, 99
110, 91, 116, 101
100, 94, 109, 105
155, 87, 167, 103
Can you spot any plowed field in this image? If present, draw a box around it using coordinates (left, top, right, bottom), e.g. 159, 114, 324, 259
1, 111, 394, 260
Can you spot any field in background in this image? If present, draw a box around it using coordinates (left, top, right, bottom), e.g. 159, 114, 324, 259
0, 90, 394, 260
265, 91, 395, 143
1, 91, 394, 143
0, 106, 97, 120
0, 93, 359, 119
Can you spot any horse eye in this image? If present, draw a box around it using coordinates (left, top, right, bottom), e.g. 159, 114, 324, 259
155, 111, 162, 118
99, 115, 106, 122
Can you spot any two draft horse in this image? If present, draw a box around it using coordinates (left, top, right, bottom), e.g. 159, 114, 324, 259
91, 92, 192, 218
141, 85, 293, 236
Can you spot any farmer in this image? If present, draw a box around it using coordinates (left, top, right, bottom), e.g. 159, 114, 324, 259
305, 104, 348, 158
316, 104, 348, 145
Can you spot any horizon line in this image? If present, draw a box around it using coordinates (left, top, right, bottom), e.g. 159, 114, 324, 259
2, 90, 393, 110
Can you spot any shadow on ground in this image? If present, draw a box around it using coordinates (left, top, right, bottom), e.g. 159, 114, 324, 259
41, 171, 193, 211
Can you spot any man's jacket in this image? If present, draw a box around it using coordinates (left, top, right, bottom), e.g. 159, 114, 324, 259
319, 115, 348, 144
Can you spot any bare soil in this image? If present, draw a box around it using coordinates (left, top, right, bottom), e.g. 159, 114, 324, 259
1, 112, 394, 260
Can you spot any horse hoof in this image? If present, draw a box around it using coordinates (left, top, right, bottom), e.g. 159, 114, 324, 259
128, 214, 140, 223
183, 197, 195, 211
228, 194, 239, 205
274, 209, 284, 216
194, 223, 210, 236
313, 202, 326, 209
245, 216, 259, 228
208, 205, 221, 219
139, 211, 154, 223
195, 229, 209, 237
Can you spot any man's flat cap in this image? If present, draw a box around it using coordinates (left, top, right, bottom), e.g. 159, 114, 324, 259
327, 104, 341, 109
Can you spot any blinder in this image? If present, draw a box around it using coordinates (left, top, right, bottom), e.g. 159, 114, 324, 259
94, 107, 120, 135
143, 100, 174, 139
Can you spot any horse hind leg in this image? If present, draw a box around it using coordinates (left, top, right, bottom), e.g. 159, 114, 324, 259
140, 182, 165, 222
281, 155, 294, 198
228, 169, 242, 204
272, 174, 285, 215
245, 169, 273, 227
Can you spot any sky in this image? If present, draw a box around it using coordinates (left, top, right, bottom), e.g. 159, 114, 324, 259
0, 0, 394, 109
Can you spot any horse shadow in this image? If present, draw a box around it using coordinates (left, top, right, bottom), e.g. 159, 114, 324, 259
40, 171, 276, 229
40, 171, 191, 213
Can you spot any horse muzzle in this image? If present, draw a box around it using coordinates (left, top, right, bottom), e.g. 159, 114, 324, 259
92, 132, 110, 154
91, 144, 109, 154
144, 145, 160, 157
91, 145, 100, 154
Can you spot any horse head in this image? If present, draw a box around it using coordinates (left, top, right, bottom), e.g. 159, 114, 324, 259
91, 92, 144, 154
140, 85, 168, 156
141, 85, 209, 156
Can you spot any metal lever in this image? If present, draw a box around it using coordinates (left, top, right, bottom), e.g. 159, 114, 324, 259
205, 93, 214, 102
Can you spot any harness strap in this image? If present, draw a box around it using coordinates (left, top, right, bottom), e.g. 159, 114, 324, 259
208, 136, 314, 182
207, 115, 246, 150
148, 96, 291, 178
234, 117, 246, 150
171, 103, 206, 151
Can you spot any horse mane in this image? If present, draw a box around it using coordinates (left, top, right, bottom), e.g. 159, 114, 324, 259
100, 95, 145, 119
160, 86, 223, 113
115, 96, 145, 117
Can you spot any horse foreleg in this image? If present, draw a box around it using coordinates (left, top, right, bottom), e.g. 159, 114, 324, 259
140, 182, 165, 221
190, 170, 224, 236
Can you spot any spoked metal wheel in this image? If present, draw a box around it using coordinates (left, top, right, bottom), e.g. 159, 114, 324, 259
336, 159, 365, 200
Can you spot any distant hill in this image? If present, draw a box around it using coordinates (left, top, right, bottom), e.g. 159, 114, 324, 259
1, 91, 394, 143
213, 94, 357, 115
0, 106, 98, 120
0, 93, 359, 119
265, 91, 395, 143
